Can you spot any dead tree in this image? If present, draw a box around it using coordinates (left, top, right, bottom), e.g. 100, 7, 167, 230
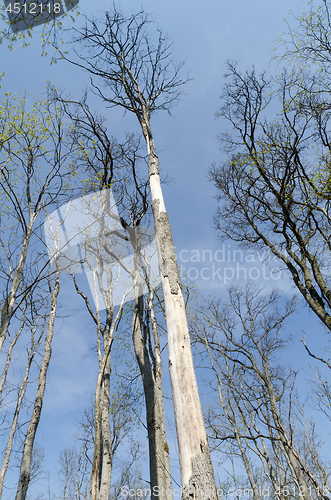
53, 95, 173, 499
0, 88, 77, 354
59, 9, 217, 498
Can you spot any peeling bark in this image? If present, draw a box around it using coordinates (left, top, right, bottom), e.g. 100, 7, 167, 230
141, 117, 218, 500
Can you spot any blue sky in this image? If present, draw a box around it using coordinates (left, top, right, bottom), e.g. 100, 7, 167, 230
1, 0, 330, 497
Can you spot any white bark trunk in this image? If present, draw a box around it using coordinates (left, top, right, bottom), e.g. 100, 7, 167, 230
141, 117, 217, 500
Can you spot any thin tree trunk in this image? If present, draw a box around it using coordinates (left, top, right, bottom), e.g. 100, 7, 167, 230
15, 268, 60, 500
131, 234, 173, 500
0, 298, 28, 402
90, 320, 113, 500
89, 206, 115, 500
0, 318, 43, 498
148, 285, 173, 498
263, 371, 313, 500
0, 217, 35, 353
88, 271, 128, 499
90, 376, 101, 500
132, 304, 173, 499
70, 235, 115, 500
141, 116, 217, 500
98, 317, 113, 500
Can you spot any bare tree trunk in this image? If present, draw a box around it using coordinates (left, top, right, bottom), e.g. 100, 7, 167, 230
97, 315, 113, 500
15, 268, 60, 500
205, 347, 260, 500
264, 376, 314, 500
58, 12, 218, 495
68, 201, 131, 499
90, 381, 101, 500
141, 117, 217, 500
131, 230, 173, 499
87, 283, 128, 499
0, 311, 43, 498
0, 297, 29, 403
132, 294, 172, 499
132, 303, 173, 499
192, 288, 329, 500
87, 212, 116, 500
0, 218, 35, 353
90, 315, 113, 500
